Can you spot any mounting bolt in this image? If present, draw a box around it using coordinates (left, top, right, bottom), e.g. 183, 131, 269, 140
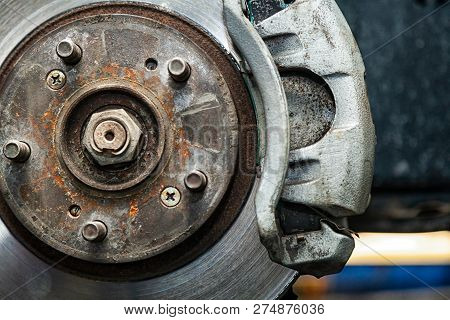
168, 58, 191, 82
184, 170, 207, 192
161, 186, 181, 207
56, 38, 82, 64
3, 140, 31, 162
46, 69, 66, 90
82, 220, 108, 242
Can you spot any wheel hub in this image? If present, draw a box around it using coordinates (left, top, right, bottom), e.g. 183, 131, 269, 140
0, 3, 256, 273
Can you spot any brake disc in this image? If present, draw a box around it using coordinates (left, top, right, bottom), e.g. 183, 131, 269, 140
0, 0, 375, 299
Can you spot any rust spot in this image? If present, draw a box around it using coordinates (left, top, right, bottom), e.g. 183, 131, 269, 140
128, 199, 139, 218
174, 127, 191, 166
40, 109, 58, 132
102, 63, 120, 77
123, 66, 142, 82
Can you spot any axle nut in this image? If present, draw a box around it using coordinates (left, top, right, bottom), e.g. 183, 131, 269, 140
56, 38, 82, 64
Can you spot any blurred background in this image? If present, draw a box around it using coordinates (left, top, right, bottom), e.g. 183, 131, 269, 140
251, 0, 449, 299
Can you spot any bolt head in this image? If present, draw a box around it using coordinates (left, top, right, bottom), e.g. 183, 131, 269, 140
82, 108, 143, 166
82, 220, 107, 242
46, 70, 66, 90
3, 140, 31, 162
184, 170, 207, 192
168, 58, 191, 82
161, 187, 181, 207
68, 205, 81, 218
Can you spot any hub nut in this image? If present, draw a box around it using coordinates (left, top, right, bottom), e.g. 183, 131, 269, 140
82, 108, 143, 166
184, 170, 207, 192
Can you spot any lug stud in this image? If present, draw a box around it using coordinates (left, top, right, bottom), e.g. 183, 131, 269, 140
82, 220, 107, 242
56, 38, 82, 64
168, 58, 191, 82
184, 170, 207, 192
3, 140, 31, 162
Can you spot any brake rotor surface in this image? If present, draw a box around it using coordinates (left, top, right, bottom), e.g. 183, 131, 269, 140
0, 0, 296, 299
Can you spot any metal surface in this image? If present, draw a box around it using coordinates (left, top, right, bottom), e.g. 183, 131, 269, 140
82, 220, 108, 242
168, 58, 191, 82
0, 3, 242, 265
160, 186, 181, 208
238, 0, 374, 276
225, 0, 305, 275
256, 0, 375, 218
0, 0, 376, 298
0, 0, 296, 299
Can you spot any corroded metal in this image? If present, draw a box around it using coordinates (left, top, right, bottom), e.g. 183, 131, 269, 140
0, 4, 242, 266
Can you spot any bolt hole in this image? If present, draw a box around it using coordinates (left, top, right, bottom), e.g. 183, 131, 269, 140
104, 130, 115, 142
145, 58, 158, 71
68, 205, 81, 218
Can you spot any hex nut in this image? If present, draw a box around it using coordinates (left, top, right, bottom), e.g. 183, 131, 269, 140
82, 109, 143, 166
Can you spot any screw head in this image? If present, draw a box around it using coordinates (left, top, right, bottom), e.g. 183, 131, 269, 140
46, 70, 66, 90
3, 140, 31, 162
82, 220, 107, 242
184, 170, 207, 192
56, 38, 82, 64
161, 186, 181, 207
168, 58, 191, 82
